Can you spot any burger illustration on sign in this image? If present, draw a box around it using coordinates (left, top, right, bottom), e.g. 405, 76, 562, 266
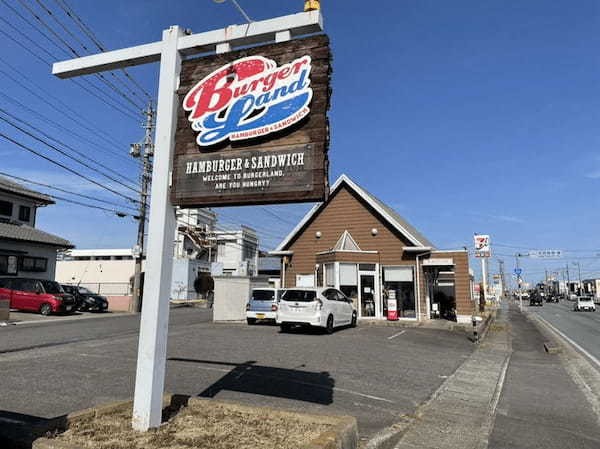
183, 55, 313, 147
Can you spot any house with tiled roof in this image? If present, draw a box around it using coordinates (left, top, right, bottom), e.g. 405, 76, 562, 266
0, 175, 73, 280
271, 174, 474, 323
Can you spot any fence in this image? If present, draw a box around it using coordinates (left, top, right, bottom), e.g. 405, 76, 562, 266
74, 282, 132, 296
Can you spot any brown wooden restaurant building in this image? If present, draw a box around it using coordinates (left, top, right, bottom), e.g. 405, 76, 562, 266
271, 175, 474, 323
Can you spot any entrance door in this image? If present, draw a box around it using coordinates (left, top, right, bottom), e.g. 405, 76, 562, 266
359, 274, 376, 318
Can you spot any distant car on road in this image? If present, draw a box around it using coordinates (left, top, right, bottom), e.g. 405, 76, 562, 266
276, 287, 356, 334
546, 294, 559, 303
61, 285, 108, 312
573, 296, 596, 312
0, 278, 76, 315
246, 288, 281, 324
529, 293, 543, 306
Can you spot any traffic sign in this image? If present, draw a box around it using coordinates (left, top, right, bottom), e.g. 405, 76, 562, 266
514, 268, 522, 276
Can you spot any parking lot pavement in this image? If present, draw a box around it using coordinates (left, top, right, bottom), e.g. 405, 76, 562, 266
0, 310, 474, 444
4, 310, 131, 325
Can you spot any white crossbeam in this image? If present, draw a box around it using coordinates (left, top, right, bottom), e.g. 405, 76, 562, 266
52, 11, 323, 78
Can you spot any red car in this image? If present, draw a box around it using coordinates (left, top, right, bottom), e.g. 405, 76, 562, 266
0, 277, 77, 315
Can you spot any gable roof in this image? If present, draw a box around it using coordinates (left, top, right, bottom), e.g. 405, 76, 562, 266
0, 221, 73, 248
0, 176, 54, 204
276, 174, 435, 251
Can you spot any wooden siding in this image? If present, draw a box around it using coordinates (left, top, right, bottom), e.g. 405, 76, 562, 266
280, 183, 472, 320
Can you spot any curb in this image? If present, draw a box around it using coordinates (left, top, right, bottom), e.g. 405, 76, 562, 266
362, 307, 501, 449
31, 394, 358, 449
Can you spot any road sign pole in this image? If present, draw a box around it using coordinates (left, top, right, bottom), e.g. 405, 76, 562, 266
481, 257, 487, 300
516, 255, 522, 311
131, 25, 183, 431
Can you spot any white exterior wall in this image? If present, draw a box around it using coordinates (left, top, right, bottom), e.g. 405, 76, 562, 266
0, 191, 39, 227
215, 226, 259, 276
55, 259, 145, 286
0, 241, 57, 280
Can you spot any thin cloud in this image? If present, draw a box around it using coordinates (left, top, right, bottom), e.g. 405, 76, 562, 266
470, 212, 524, 224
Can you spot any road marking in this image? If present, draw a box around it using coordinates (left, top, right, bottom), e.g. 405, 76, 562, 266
171, 360, 395, 403
387, 330, 406, 340
536, 315, 600, 371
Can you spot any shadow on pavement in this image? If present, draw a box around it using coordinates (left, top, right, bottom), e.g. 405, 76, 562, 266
168, 358, 334, 405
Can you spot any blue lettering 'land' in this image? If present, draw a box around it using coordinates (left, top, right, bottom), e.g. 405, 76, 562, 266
197, 69, 310, 146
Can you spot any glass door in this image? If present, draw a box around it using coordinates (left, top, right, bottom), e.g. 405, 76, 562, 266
359, 274, 376, 318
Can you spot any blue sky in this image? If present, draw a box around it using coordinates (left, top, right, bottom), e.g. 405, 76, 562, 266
1, 0, 600, 285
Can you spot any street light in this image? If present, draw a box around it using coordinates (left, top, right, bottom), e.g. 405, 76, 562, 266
213, 0, 253, 23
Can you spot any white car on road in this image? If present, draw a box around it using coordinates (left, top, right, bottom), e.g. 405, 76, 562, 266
276, 287, 357, 334
574, 296, 596, 312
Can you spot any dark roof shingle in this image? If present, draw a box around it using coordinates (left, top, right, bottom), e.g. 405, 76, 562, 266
0, 176, 54, 204
0, 221, 73, 248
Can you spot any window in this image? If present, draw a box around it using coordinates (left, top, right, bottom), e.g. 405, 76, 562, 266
12, 279, 39, 293
19, 257, 47, 273
383, 266, 415, 318
359, 263, 376, 271
0, 255, 18, 275
325, 263, 335, 287
296, 274, 315, 287
281, 289, 316, 302
18, 205, 31, 222
339, 263, 358, 307
0, 200, 13, 217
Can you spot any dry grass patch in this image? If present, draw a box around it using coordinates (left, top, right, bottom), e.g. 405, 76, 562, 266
52, 401, 331, 449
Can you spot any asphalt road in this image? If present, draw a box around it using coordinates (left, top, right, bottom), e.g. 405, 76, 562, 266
0, 307, 474, 446
523, 300, 600, 364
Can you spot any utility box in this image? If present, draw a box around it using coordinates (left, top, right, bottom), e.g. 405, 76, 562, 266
213, 276, 270, 322
0, 300, 9, 321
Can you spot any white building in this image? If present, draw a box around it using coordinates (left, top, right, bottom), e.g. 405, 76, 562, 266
0, 176, 72, 281
55, 249, 139, 295
56, 208, 260, 300
212, 226, 259, 277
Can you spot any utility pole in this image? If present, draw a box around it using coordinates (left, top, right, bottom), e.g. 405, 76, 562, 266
498, 259, 505, 299
131, 103, 155, 313
573, 261, 582, 295
566, 263, 571, 298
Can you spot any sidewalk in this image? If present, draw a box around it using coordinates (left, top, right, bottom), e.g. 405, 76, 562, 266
488, 304, 600, 449
392, 302, 510, 449
391, 301, 600, 449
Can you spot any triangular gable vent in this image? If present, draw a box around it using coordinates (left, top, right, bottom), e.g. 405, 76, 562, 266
334, 230, 361, 251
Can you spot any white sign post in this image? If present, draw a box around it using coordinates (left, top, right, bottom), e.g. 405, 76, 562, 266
51, 11, 324, 431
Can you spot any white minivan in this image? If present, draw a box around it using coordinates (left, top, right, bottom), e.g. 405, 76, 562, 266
276, 287, 357, 334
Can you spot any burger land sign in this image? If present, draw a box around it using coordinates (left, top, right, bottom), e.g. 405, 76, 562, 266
172, 35, 331, 207
183, 55, 313, 147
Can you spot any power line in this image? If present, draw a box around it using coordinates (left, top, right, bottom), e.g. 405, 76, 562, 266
0, 89, 140, 172
0, 107, 139, 189
0, 56, 138, 160
0, 132, 138, 204
14, 0, 142, 110
0, 112, 141, 196
0, 171, 139, 212
0, 18, 140, 121
52, 0, 153, 101
48, 192, 139, 218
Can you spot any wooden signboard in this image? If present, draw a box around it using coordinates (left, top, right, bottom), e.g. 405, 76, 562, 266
171, 35, 331, 207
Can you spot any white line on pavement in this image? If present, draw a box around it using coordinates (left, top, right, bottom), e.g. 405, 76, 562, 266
536, 315, 600, 371
173, 361, 395, 404
387, 330, 406, 340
